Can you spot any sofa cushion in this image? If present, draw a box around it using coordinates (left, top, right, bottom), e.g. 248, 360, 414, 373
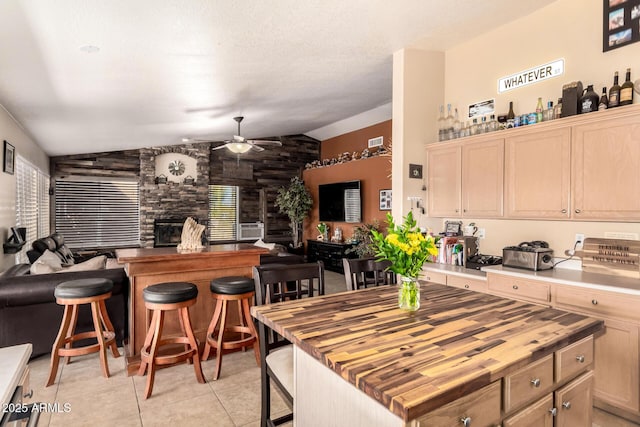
62, 255, 106, 272
30, 250, 64, 275
32, 237, 56, 254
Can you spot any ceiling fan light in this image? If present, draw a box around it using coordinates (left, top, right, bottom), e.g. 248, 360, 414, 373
227, 142, 251, 154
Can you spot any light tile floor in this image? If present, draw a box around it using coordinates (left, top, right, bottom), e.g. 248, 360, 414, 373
22, 271, 638, 426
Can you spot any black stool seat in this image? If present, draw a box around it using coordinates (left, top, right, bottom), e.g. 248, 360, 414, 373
210, 276, 254, 295
143, 282, 198, 304
55, 278, 114, 299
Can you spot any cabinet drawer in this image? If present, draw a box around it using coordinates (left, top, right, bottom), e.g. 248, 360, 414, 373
487, 273, 550, 304
555, 336, 593, 384
555, 284, 640, 322
418, 380, 501, 426
504, 354, 554, 413
421, 270, 447, 285
503, 394, 554, 427
447, 275, 487, 292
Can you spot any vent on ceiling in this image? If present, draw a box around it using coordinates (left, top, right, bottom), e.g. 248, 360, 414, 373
368, 136, 384, 148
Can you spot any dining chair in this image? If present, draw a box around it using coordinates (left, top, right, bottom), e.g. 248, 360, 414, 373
252, 261, 325, 427
343, 257, 396, 291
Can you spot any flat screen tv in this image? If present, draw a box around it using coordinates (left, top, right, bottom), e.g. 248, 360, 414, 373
318, 180, 361, 223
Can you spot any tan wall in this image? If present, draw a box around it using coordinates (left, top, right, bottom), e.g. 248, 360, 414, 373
418, 0, 640, 257
302, 155, 392, 245
320, 120, 391, 160
0, 105, 49, 270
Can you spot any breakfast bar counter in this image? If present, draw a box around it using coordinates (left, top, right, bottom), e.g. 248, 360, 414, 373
252, 284, 604, 426
117, 244, 267, 374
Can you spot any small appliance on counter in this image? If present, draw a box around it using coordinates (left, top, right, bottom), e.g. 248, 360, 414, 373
466, 254, 502, 270
502, 241, 554, 271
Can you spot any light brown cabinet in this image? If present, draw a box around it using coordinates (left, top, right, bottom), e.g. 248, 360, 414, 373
503, 394, 554, 427
572, 114, 640, 220
486, 272, 551, 305
426, 137, 503, 218
555, 371, 594, 427
446, 274, 487, 292
504, 128, 571, 219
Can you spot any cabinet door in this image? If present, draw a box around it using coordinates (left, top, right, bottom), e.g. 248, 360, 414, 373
555, 371, 594, 427
427, 143, 461, 217
505, 128, 570, 219
503, 394, 553, 427
446, 275, 487, 292
462, 138, 504, 217
572, 115, 640, 219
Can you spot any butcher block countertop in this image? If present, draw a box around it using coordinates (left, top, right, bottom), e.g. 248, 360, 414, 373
251, 284, 603, 422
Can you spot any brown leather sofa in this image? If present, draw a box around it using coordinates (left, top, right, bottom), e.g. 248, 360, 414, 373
0, 263, 128, 359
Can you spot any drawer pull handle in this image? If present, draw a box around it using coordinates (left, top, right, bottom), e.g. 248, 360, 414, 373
562, 401, 571, 410
549, 407, 557, 417
460, 416, 471, 426
426, 276, 431, 281
561, 209, 567, 214
591, 299, 598, 305
576, 355, 585, 363
464, 284, 469, 289
530, 378, 541, 387
575, 209, 581, 214
512, 285, 519, 290
23, 389, 33, 399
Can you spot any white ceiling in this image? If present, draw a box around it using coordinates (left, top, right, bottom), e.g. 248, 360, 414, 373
0, 1, 557, 156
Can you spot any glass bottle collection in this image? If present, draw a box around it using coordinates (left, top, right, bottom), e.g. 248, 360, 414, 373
437, 68, 634, 142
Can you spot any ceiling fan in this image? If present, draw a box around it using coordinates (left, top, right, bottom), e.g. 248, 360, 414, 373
211, 116, 282, 154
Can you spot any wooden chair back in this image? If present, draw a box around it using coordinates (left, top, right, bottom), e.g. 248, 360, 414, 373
253, 261, 325, 305
343, 257, 396, 291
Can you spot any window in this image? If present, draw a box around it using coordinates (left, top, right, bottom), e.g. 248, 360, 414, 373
54, 178, 140, 249
15, 156, 50, 262
208, 185, 238, 242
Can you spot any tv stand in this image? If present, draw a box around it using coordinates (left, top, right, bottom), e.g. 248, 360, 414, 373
307, 240, 356, 274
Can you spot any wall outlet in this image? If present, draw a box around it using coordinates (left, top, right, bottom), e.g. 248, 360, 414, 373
574, 233, 585, 248
477, 228, 486, 239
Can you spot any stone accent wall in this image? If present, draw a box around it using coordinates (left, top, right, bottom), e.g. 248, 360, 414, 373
139, 144, 210, 247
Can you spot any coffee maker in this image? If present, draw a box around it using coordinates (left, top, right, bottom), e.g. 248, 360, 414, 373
456, 236, 478, 268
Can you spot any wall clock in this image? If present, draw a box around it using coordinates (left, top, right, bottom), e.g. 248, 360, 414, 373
168, 159, 185, 176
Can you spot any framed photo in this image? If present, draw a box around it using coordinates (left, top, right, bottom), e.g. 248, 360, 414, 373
379, 189, 392, 211
3, 140, 15, 175
603, 0, 640, 52
409, 164, 423, 179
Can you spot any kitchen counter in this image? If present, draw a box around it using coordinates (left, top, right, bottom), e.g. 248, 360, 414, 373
482, 265, 640, 295
422, 262, 487, 280
0, 343, 31, 409
251, 284, 603, 424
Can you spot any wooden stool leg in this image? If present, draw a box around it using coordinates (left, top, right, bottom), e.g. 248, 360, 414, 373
98, 300, 120, 358
180, 307, 205, 384
213, 300, 228, 380
91, 301, 110, 379
46, 304, 74, 387
137, 309, 159, 377
143, 310, 164, 400
242, 297, 261, 366
237, 301, 246, 352
202, 298, 223, 361
64, 304, 79, 365
176, 310, 192, 365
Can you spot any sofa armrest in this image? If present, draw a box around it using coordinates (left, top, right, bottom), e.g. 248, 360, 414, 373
0, 267, 128, 308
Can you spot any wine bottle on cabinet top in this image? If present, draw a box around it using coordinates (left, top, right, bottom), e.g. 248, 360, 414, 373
598, 87, 608, 111
553, 98, 563, 119
536, 97, 544, 122
609, 71, 621, 108
620, 68, 634, 106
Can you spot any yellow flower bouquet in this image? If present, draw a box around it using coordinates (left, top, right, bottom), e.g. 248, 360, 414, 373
371, 212, 438, 310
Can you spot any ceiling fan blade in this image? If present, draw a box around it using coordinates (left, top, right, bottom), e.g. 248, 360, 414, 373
211, 144, 228, 151
233, 135, 246, 142
250, 144, 265, 152
249, 139, 282, 146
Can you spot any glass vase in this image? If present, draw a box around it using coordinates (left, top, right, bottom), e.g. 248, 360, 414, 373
398, 276, 420, 311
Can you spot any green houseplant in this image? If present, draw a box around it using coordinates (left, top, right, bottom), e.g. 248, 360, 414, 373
346, 221, 381, 258
275, 176, 313, 249
371, 212, 438, 311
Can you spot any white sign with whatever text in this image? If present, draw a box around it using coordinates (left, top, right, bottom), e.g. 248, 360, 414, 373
498, 59, 565, 93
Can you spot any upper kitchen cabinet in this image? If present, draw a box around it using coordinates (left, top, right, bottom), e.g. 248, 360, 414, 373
426, 136, 504, 218
572, 113, 640, 220
505, 128, 571, 219
427, 142, 461, 217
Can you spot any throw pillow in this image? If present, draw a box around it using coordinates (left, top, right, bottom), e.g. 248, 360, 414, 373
60, 255, 107, 273
253, 238, 276, 251
30, 249, 64, 275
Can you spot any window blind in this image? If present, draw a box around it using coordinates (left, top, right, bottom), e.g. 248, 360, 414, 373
15, 156, 50, 262
54, 178, 140, 249
208, 185, 238, 241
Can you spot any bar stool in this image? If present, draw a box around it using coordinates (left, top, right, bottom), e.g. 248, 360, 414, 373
202, 276, 260, 380
137, 282, 205, 399
46, 278, 120, 387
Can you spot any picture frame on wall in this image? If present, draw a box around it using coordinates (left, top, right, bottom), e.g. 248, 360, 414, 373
603, 0, 640, 51
409, 164, 423, 179
3, 140, 15, 175
379, 189, 392, 211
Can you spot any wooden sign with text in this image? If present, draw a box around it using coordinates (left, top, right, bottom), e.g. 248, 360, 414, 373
581, 238, 640, 278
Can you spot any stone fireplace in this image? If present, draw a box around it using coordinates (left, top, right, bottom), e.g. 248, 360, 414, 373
154, 218, 207, 247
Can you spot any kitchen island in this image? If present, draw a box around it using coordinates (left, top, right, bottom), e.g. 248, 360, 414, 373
252, 284, 603, 426
117, 244, 267, 374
